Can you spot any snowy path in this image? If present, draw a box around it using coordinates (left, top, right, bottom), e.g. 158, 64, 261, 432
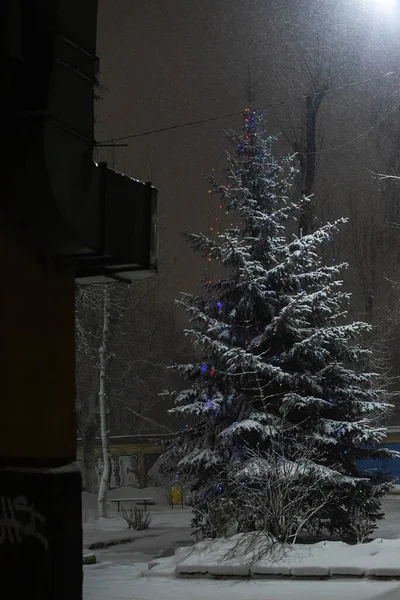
83, 565, 400, 600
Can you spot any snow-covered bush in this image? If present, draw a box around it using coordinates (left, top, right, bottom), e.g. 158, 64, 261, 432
227, 442, 336, 543
192, 496, 236, 541
347, 506, 376, 543
120, 505, 152, 530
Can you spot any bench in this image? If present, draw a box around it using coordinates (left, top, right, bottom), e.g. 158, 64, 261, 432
110, 497, 155, 513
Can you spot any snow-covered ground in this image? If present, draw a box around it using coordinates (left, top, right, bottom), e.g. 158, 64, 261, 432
83, 490, 400, 599
82, 486, 192, 562
84, 566, 400, 600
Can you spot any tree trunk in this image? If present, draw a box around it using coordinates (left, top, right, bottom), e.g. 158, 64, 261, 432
98, 285, 111, 518
82, 420, 98, 493
298, 91, 325, 237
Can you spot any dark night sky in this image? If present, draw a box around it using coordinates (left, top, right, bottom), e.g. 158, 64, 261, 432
95, 0, 400, 298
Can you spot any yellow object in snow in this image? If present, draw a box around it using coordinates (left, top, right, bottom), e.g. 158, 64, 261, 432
171, 483, 183, 506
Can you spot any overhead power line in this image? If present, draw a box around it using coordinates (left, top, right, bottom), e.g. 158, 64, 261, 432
310, 99, 400, 156
97, 70, 397, 145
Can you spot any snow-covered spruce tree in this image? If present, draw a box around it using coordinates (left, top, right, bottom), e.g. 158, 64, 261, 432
165, 107, 396, 542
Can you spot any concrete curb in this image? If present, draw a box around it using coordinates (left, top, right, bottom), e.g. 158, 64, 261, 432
83, 554, 97, 565
157, 568, 400, 581
173, 562, 400, 579
172, 556, 400, 579
146, 549, 400, 581
144, 568, 400, 581
86, 537, 136, 550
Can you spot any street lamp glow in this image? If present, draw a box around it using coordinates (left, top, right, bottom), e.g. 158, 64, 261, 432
375, 0, 398, 12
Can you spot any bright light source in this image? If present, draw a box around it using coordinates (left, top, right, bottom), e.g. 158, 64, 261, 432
375, 0, 398, 12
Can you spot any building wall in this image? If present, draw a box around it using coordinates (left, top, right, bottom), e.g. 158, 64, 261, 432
77, 439, 165, 488
79, 432, 400, 488
0, 211, 76, 465
1, 1, 98, 597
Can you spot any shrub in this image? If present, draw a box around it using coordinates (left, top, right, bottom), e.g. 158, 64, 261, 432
120, 505, 152, 530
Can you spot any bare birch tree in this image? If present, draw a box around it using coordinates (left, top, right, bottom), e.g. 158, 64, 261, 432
75, 277, 187, 496
98, 285, 112, 517
76, 287, 103, 493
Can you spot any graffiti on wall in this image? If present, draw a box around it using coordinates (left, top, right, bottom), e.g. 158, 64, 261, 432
77, 436, 168, 490
95, 455, 142, 488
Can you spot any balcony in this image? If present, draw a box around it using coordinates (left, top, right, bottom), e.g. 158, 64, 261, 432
65, 164, 159, 283
3, 0, 158, 283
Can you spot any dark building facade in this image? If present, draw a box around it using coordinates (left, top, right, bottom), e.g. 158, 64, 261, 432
1, 2, 157, 598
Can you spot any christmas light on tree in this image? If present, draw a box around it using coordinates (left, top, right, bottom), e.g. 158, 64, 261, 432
164, 106, 397, 542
